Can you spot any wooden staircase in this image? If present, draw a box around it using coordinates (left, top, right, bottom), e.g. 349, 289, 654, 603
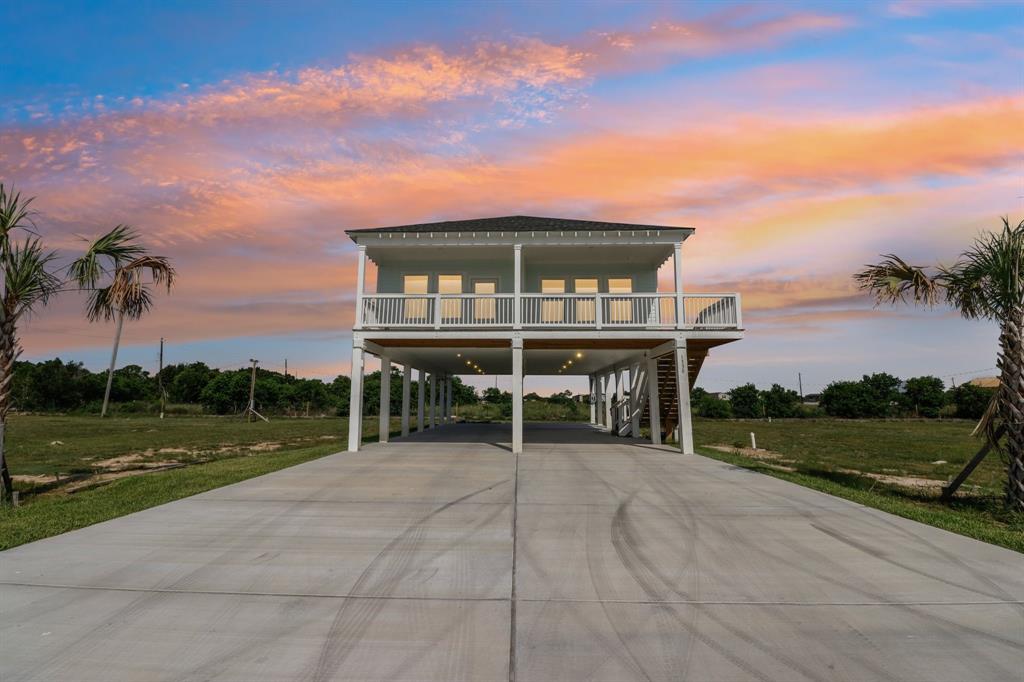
638, 351, 706, 441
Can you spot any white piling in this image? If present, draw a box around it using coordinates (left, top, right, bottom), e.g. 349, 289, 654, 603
750, 432, 757, 450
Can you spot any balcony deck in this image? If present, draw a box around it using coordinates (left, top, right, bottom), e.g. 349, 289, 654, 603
358, 292, 741, 331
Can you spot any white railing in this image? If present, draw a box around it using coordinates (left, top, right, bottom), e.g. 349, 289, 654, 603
359, 293, 740, 330
438, 294, 515, 327
599, 294, 677, 328
681, 294, 740, 328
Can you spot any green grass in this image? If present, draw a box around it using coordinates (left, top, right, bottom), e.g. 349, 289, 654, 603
4, 414, 1020, 554
6, 414, 349, 477
693, 419, 1023, 553
458, 399, 589, 422
695, 418, 1008, 492
0, 442, 339, 550
0, 414, 402, 550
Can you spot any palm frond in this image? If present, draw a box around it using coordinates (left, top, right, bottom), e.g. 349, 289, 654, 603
83, 286, 117, 323
67, 224, 145, 288
942, 217, 1024, 322
0, 184, 37, 251
854, 254, 943, 306
2, 237, 61, 321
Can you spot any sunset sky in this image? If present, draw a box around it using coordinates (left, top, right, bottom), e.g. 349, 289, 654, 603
3, 0, 1022, 395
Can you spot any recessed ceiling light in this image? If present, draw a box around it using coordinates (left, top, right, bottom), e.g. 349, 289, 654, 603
456, 353, 462, 357
576, 352, 583, 358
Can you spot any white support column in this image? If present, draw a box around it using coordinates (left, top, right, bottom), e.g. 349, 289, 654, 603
347, 343, 365, 452
673, 241, 685, 329
513, 244, 522, 329
378, 355, 390, 444
589, 375, 596, 425
602, 373, 611, 428
417, 369, 426, 432
512, 339, 523, 454
595, 373, 605, 427
674, 341, 694, 454
445, 376, 453, 423
355, 245, 367, 329
647, 355, 662, 446
401, 364, 411, 437
429, 373, 437, 429
629, 361, 642, 438
438, 375, 447, 425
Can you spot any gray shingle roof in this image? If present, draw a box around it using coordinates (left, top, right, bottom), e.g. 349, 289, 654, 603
345, 215, 693, 235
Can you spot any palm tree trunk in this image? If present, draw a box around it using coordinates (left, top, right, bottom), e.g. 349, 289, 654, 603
0, 314, 16, 501
1000, 308, 1024, 511
100, 310, 125, 418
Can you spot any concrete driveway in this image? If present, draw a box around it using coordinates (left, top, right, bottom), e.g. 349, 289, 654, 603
1, 422, 1022, 681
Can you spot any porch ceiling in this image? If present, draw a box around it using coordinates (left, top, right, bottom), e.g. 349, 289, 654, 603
365, 337, 731, 376
365, 243, 672, 269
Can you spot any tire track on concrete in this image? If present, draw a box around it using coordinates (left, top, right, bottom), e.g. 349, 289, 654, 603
308, 478, 509, 682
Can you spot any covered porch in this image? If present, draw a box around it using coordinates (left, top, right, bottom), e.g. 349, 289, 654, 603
346, 334, 738, 455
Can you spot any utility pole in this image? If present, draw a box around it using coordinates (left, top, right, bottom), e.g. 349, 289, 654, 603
244, 358, 269, 422
158, 338, 165, 419
798, 372, 803, 402
284, 358, 288, 380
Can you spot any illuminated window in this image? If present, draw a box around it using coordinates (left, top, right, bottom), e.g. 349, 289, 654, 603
403, 274, 429, 321
473, 280, 497, 321
439, 274, 463, 320
607, 278, 633, 322
541, 279, 565, 322
574, 278, 598, 323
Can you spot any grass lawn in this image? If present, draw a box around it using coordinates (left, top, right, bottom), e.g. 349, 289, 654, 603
693, 419, 1023, 553
2, 414, 1021, 554
0, 414, 395, 550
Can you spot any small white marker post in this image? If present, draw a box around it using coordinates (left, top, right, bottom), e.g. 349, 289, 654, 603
750, 432, 757, 450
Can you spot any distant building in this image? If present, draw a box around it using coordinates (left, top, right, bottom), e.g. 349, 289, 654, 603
968, 376, 999, 389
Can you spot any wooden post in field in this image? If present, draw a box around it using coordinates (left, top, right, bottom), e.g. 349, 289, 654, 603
244, 359, 269, 423
158, 337, 165, 419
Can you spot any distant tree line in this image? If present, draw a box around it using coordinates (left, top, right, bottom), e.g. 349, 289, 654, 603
11, 359, 995, 422
9, 359, 477, 416
693, 373, 994, 420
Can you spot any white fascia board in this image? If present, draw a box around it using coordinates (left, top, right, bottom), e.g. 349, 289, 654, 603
349, 230, 692, 248
357, 329, 741, 342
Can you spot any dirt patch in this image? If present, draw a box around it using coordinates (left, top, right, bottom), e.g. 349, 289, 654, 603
707, 444, 797, 471
247, 442, 281, 452
837, 468, 944, 490
157, 447, 191, 455
95, 453, 149, 468
708, 444, 789, 461
62, 464, 185, 493
12, 474, 54, 484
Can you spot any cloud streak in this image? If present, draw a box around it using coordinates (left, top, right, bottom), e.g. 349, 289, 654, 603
5, 5, 1019, 373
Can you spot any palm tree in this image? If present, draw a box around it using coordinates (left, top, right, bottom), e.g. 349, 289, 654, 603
69, 226, 176, 417
0, 185, 61, 500
855, 217, 1024, 511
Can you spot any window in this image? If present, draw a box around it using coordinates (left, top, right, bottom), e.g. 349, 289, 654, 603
403, 274, 429, 321
403, 274, 429, 293
607, 277, 633, 323
574, 278, 598, 323
541, 279, 565, 293
438, 274, 463, 320
473, 279, 497, 321
540, 278, 565, 323
607, 278, 633, 293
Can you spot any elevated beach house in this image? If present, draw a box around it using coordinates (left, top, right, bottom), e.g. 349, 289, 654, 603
344, 216, 743, 453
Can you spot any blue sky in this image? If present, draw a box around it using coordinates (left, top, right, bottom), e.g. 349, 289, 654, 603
3, 0, 1021, 394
